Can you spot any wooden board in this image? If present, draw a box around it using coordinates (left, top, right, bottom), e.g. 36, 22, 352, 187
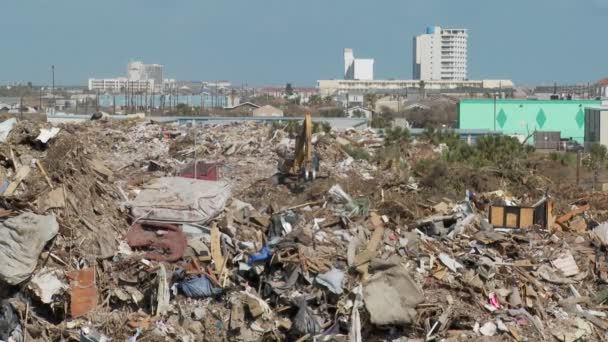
490, 206, 504, 227
4, 165, 30, 196
520, 208, 534, 228
506, 212, 518, 228
210, 224, 224, 274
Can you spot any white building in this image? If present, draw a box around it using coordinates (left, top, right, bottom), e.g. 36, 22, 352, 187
128, 61, 164, 92
88, 78, 154, 93
88, 61, 167, 93
317, 79, 513, 96
344, 48, 374, 81
413, 26, 468, 81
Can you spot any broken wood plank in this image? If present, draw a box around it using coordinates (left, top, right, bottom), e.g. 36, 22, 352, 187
556, 204, 590, 224
210, 223, 225, 274
8, 146, 20, 170
354, 213, 386, 275
4, 165, 30, 196
36, 160, 53, 189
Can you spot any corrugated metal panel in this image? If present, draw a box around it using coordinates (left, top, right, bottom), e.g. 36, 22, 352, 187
534, 131, 560, 149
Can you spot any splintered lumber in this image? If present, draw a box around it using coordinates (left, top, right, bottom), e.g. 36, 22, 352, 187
4, 165, 31, 196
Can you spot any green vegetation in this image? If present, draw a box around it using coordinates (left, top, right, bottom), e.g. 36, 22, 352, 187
351, 109, 366, 118
420, 127, 533, 168
175, 103, 194, 116
343, 145, 370, 161
272, 120, 331, 136
549, 152, 576, 166
384, 126, 411, 146
413, 158, 448, 188
370, 116, 392, 129
585, 144, 608, 190
285, 83, 294, 96
317, 108, 346, 117
364, 93, 379, 110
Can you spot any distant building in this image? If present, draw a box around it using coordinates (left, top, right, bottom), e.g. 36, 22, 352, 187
128, 61, 164, 91
413, 26, 468, 81
458, 99, 601, 143
88, 60, 172, 93
223, 102, 260, 113
203, 81, 232, 91
258, 87, 317, 99
344, 48, 374, 81
335, 93, 365, 108
317, 79, 512, 96
88, 78, 154, 93
253, 105, 284, 117
584, 106, 608, 150
593, 78, 608, 98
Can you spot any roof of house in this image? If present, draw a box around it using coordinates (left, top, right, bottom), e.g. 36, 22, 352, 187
347, 106, 372, 112
223, 102, 260, 110
597, 78, 608, 86
254, 105, 283, 112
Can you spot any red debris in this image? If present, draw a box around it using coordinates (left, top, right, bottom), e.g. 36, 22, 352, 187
126, 221, 188, 262
67, 268, 97, 318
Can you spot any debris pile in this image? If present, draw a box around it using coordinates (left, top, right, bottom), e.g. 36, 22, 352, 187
0, 118, 607, 341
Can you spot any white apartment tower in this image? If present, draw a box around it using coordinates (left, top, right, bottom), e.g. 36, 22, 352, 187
344, 48, 374, 81
128, 61, 164, 91
413, 26, 468, 81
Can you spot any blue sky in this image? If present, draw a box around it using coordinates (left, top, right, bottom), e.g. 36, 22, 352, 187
1, 0, 607, 86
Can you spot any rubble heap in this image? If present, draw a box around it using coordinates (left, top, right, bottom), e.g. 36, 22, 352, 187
0, 118, 607, 341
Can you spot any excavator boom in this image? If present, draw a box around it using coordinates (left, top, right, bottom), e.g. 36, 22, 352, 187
279, 113, 317, 180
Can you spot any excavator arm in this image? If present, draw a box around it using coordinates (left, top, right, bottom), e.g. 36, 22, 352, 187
279, 113, 318, 180
291, 113, 313, 174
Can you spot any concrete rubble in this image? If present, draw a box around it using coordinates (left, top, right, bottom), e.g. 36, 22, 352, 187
0, 117, 607, 341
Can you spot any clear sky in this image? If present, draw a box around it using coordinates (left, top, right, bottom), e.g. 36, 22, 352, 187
1, 0, 607, 86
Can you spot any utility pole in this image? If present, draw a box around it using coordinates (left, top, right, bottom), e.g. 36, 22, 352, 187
576, 151, 581, 186
51, 65, 55, 114
193, 119, 197, 179
493, 93, 497, 131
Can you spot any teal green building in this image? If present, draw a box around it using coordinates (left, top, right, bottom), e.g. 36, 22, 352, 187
458, 99, 601, 143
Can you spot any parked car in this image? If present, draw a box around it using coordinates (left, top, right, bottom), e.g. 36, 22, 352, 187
564, 140, 584, 152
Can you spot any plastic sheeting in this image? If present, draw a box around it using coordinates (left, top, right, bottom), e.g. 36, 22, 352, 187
248, 247, 271, 265
363, 265, 424, 325
292, 297, 321, 337
36, 127, 61, 144
129, 177, 231, 224
315, 268, 345, 295
0, 118, 16, 143
0, 301, 21, 342
179, 276, 222, 298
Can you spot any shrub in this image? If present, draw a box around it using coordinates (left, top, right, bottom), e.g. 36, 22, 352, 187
414, 159, 448, 188
343, 145, 370, 161
371, 116, 391, 129
384, 126, 411, 146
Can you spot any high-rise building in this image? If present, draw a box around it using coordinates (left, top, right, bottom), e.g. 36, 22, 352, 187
413, 26, 468, 81
127, 61, 164, 91
344, 48, 374, 81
